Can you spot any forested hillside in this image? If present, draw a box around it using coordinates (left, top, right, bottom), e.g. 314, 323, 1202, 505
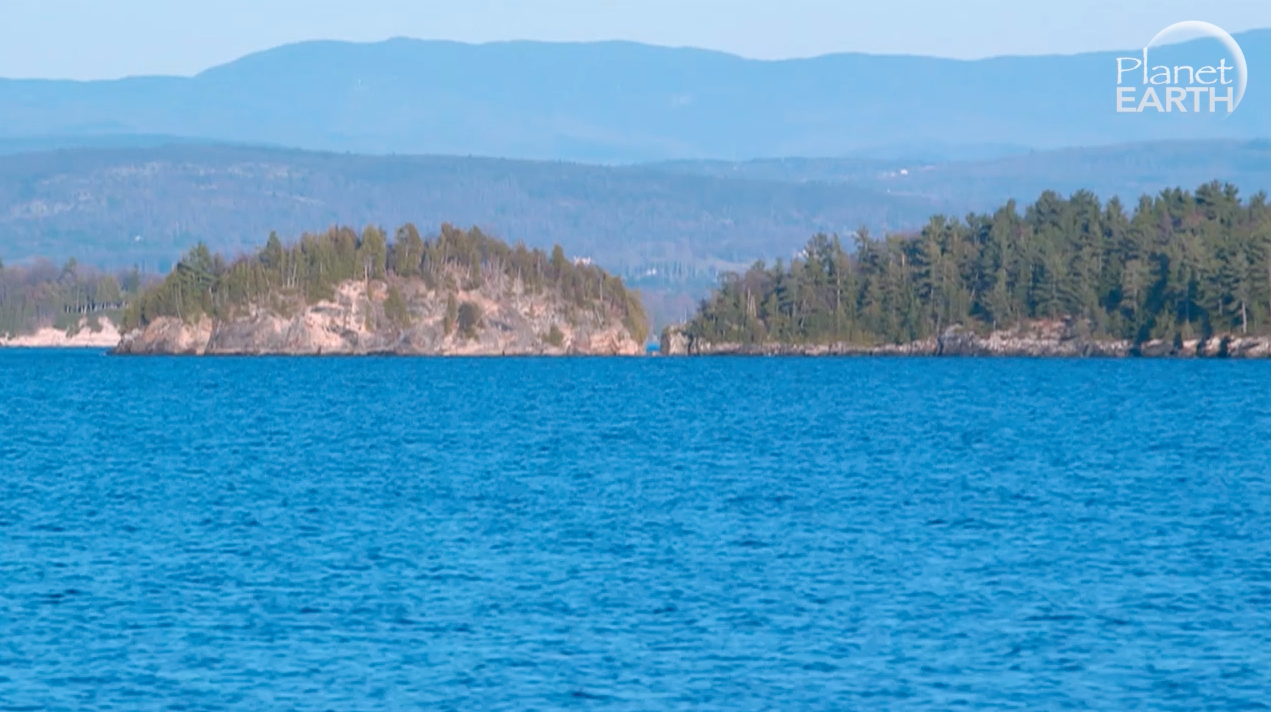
0, 145, 930, 275
6, 142, 1271, 333
5, 141, 1271, 278
683, 182, 1271, 347
125, 223, 648, 345
657, 140, 1271, 210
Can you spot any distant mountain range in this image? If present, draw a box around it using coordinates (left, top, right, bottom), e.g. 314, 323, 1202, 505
0, 144, 933, 272
1, 33, 1267, 162
3, 139, 1269, 270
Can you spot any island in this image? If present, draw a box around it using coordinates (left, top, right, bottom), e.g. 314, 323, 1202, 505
663, 183, 1271, 358
112, 224, 649, 356
8, 181, 1271, 359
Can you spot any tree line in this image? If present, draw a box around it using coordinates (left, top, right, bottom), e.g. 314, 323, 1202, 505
0, 146, 931, 279
123, 223, 649, 343
0, 258, 144, 337
683, 182, 1271, 346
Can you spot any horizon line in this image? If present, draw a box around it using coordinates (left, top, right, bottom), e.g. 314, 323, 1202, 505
2, 28, 1267, 83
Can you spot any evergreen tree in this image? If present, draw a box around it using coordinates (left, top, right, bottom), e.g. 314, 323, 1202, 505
683, 182, 1271, 348
118, 223, 649, 344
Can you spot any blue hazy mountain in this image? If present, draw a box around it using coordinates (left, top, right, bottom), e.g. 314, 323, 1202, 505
0, 133, 249, 155
1, 32, 1267, 162
2, 139, 1268, 274
655, 139, 1271, 204
0, 144, 937, 271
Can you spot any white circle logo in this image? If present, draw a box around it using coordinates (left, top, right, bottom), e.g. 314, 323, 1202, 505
1116, 21, 1247, 115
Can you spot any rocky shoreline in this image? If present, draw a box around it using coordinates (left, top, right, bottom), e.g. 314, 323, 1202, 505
660, 320, 1271, 359
14, 312, 1271, 360
112, 315, 640, 356
112, 281, 643, 356
0, 319, 122, 349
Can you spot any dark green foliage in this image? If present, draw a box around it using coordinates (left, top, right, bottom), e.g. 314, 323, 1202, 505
0, 259, 145, 337
443, 293, 458, 336
390, 224, 425, 278
456, 302, 482, 339
686, 183, 1271, 346
545, 324, 565, 347
9, 142, 1271, 300
121, 223, 650, 342
383, 286, 410, 328
358, 226, 388, 281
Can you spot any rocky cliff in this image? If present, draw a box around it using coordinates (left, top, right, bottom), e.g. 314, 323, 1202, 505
115, 279, 643, 356
661, 319, 1271, 358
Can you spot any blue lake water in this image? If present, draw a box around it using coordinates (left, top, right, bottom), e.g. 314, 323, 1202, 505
3, 350, 1271, 710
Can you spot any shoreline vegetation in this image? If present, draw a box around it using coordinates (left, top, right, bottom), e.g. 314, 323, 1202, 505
0, 256, 146, 347
664, 182, 1271, 358
7, 181, 1271, 359
110, 223, 649, 356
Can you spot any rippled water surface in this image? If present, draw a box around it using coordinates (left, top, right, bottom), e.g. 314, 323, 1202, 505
3, 350, 1271, 710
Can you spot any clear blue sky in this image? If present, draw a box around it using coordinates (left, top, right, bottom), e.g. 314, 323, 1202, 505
3, 0, 1270, 80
